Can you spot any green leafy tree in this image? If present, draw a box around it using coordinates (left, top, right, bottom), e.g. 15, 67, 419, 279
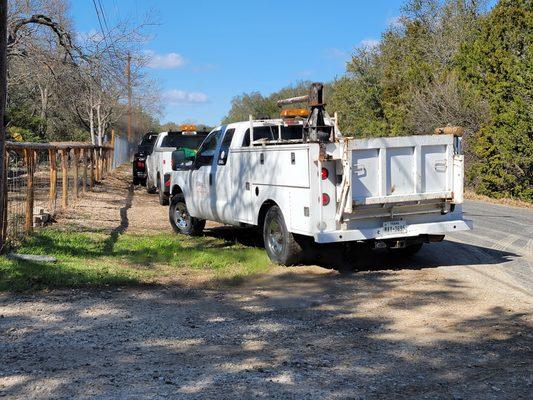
222, 81, 335, 124
331, 47, 389, 137
457, 0, 532, 200
330, 0, 485, 137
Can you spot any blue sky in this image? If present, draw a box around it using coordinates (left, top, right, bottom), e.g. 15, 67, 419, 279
71, 0, 406, 126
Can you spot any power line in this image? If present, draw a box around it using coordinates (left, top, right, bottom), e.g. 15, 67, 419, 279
96, 0, 111, 36
92, 0, 109, 46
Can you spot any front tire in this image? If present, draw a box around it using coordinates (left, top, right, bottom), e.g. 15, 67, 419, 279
262, 205, 302, 265
169, 196, 205, 235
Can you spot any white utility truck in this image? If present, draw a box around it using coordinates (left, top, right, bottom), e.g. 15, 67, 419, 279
168, 83, 472, 265
145, 126, 208, 205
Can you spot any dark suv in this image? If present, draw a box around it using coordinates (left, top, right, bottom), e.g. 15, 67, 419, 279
133, 132, 157, 185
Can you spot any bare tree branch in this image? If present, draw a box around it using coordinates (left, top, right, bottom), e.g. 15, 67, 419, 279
7, 14, 85, 62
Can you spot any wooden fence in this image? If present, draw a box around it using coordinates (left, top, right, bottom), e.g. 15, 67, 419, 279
2, 141, 114, 247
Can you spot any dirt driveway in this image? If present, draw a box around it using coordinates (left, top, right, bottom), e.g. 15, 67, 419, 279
1, 168, 531, 399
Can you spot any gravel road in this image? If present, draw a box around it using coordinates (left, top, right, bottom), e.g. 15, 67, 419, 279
1, 170, 531, 399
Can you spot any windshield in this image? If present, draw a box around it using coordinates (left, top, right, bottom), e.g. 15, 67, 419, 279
137, 133, 157, 154
161, 132, 207, 149
140, 133, 157, 146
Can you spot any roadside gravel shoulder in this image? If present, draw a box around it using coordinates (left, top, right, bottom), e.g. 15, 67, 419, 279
1, 166, 531, 399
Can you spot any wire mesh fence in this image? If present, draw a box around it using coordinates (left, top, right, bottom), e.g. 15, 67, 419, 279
113, 133, 135, 168
2, 142, 117, 248
5, 149, 26, 245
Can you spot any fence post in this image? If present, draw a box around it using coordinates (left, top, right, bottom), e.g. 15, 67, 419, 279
93, 148, 100, 182
61, 149, 68, 208
48, 149, 57, 213
102, 149, 107, 178
82, 148, 87, 194
97, 149, 103, 181
90, 148, 95, 189
23, 149, 35, 234
1, 150, 7, 247
111, 129, 115, 169
73, 148, 79, 200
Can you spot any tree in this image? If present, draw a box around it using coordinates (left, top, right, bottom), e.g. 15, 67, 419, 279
6, 0, 161, 143
330, 47, 389, 137
330, 0, 487, 137
457, 0, 532, 200
222, 81, 335, 124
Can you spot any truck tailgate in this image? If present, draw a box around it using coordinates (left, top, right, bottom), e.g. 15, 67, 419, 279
347, 134, 454, 208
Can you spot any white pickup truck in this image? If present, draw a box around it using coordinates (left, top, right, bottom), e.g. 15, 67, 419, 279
167, 84, 472, 265
145, 127, 208, 205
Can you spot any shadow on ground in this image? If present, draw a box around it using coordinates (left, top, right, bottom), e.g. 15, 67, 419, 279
0, 274, 530, 399
204, 225, 517, 273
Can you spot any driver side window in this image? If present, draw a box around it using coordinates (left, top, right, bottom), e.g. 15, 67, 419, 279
195, 130, 221, 167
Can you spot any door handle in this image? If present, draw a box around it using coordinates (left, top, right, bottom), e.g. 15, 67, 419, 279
434, 160, 447, 172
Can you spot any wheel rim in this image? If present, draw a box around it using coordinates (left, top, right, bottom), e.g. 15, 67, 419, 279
267, 217, 284, 255
175, 203, 191, 229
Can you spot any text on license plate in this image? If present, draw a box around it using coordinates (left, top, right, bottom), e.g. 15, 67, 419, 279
382, 220, 407, 235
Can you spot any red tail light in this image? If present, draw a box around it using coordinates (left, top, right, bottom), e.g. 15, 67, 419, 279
321, 167, 329, 180
136, 161, 145, 168
163, 159, 166, 165
321, 193, 330, 206
165, 180, 171, 187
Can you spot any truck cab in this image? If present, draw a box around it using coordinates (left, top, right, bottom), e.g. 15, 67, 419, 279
145, 126, 208, 205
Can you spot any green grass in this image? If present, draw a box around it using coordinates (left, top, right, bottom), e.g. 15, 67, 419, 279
0, 228, 271, 291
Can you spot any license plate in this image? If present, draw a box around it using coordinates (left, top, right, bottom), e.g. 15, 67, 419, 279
382, 220, 407, 235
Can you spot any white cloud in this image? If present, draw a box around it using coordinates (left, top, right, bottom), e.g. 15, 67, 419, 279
359, 38, 380, 49
146, 51, 186, 69
163, 90, 209, 105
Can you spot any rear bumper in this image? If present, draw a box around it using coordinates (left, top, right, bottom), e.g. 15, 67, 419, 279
314, 219, 473, 244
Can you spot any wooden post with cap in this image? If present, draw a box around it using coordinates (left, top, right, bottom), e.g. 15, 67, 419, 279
23, 149, 35, 233
60, 149, 68, 208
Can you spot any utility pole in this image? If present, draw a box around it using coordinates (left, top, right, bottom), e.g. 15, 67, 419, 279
126, 52, 132, 141
0, 0, 8, 250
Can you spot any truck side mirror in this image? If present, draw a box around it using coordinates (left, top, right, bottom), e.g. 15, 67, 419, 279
171, 149, 194, 170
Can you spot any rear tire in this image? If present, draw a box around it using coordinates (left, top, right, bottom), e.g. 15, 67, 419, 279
146, 176, 156, 194
262, 205, 302, 265
169, 196, 205, 235
158, 180, 169, 205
